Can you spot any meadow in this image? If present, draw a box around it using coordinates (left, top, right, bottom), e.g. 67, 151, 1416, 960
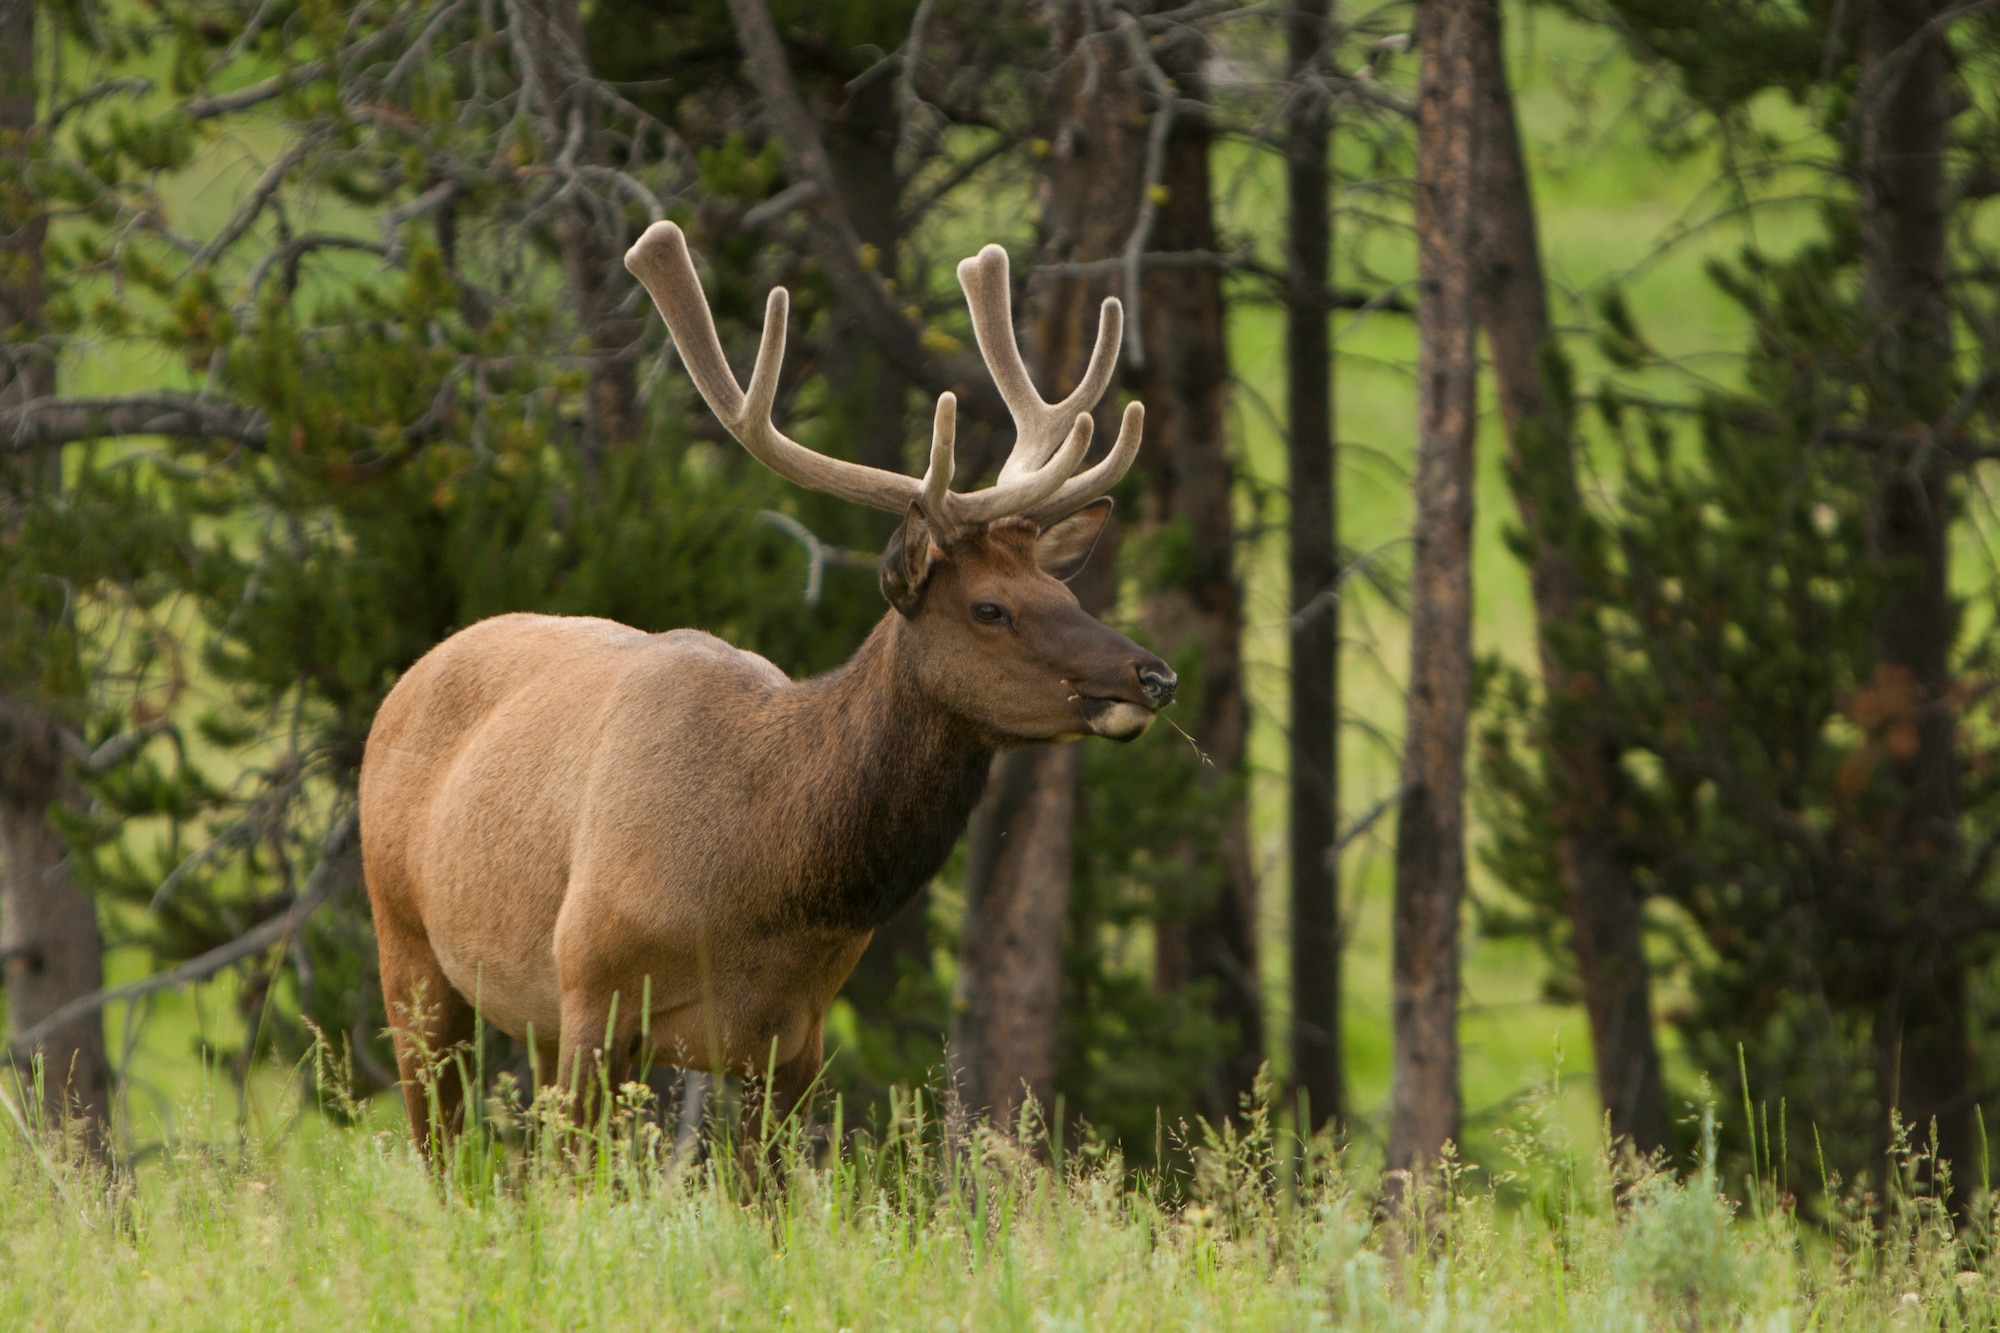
4, 1056, 1995, 1331
4, 6, 1950, 1328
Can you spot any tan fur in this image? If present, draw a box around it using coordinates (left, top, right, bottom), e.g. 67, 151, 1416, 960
360, 517, 1175, 1147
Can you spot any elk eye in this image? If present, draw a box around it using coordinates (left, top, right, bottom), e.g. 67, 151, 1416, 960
972, 601, 1008, 625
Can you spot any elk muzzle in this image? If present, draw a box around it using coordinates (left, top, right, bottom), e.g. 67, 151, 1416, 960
1074, 651, 1177, 742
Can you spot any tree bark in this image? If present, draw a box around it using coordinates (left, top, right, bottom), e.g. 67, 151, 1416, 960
517, 0, 640, 465
1283, 0, 1343, 1133
1855, 0, 1967, 1190
0, 0, 111, 1141
1469, 0, 1666, 1155
725, 0, 1008, 426
955, 744, 1082, 1121
951, 0, 1147, 1126
823, 58, 912, 479
0, 705, 110, 1135
1130, 25, 1262, 1125
1388, 0, 1479, 1183
824, 58, 929, 1020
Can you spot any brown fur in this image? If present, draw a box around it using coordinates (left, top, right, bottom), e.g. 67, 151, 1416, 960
360, 508, 1173, 1146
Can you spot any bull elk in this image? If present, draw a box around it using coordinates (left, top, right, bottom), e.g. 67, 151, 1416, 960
359, 221, 1175, 1149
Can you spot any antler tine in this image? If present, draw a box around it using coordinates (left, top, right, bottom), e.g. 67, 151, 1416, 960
921, 393, 956, 518
956, 246, 1125, 481
1023, 401, 1146, 526
946, 410, 1096, 525
625, 221, 922, 515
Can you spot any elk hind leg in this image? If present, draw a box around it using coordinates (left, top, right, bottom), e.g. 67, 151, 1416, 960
766, 1022, 825, 1134
740, 1022, 825, 1174
556, 987, 641, 1133
377, 921, 477, 1155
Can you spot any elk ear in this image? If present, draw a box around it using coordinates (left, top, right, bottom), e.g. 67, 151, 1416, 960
880, 503, 943, 615
1035, 498, 1113, 582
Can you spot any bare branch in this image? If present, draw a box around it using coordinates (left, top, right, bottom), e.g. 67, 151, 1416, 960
380, 0, 467, 95
576, 165, 664, 222
723, 0, 1004, 422
741, 179, 820, 230
380, 178, 460, 252
1860, 0, 2000, 120
1328, 781, 1409, 866
81, 718, 176, 775
48, 77, 152, 129
1037, 248, 1247, 278
240, 233, 391, 305
1333, 72, 1416, 119
894, 0, 941, 179
1116, 13, 1178, 371
755, 510, 876, 605
189, 130, 332, 273
0, 395, 270, 452
10, 813, 360, 1056
185, 62, 329, 121
899, 133, 1023, 228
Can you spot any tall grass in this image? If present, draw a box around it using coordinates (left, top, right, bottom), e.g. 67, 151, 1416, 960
3, 1047, 1996, 1330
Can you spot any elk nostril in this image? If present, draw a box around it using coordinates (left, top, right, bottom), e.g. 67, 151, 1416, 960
1138, 665, 1177, 709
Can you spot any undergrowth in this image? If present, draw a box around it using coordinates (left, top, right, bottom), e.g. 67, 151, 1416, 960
3, 1044, 1999, 1331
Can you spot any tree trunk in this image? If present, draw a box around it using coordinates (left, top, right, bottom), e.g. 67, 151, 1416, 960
823, 57, 911, 479
0, 0, 110, 1141
1283, 0, 1342, 1133
840, 891, 929, 1035
0, 705, 110, 1136
952, 0, 1148, 1126
1130, 25, 1262, 1126
1855, 0, 1967, 1190
1469, 0, 1666, 1155
1387, 0, 1479, 1183
955, 744, 1083, 1121
518, 0, 640, 465
825, 58, 928, 1018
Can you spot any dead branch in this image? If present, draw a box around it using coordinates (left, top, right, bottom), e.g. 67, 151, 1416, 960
185, 62, 329, 121
0, 395, 270, 451
741, 180, 820, 229
9, 813, 361, 1056
724, 0, 1006, 425
1116, 13, 1179, 371
189, 129, 335, 273
241, 233, 392, 303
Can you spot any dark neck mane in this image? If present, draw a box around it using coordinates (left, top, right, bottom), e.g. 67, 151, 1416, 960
763, 614, 994, 932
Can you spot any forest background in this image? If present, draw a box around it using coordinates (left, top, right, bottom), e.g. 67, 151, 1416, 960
3, 0, 1998, 1233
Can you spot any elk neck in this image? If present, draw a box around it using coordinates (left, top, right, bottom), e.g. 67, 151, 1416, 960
760, 610, 996, 933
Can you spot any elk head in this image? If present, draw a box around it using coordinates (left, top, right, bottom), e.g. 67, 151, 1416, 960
624, 222, 1176, 743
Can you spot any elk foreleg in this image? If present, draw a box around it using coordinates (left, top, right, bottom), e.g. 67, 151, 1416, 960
744, 1020, 825, 1159
376, 920, 478, 1156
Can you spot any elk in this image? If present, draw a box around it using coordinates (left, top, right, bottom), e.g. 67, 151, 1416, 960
359, 221, 1175, 1149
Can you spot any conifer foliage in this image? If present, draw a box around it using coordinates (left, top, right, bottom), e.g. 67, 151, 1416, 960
1478, 0, 2000, 1191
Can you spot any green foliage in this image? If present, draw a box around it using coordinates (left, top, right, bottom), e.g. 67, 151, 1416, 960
1478, 221, 2000, 1189
1477, 0, 2000, 1199
1608, 0, 1828, 111
1612, 1107, 1758, 1324
1063, 685, 1239, 1155
0, 456, 193, 713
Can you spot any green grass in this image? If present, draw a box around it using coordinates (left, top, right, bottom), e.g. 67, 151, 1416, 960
4, 1057, 1994, 1331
